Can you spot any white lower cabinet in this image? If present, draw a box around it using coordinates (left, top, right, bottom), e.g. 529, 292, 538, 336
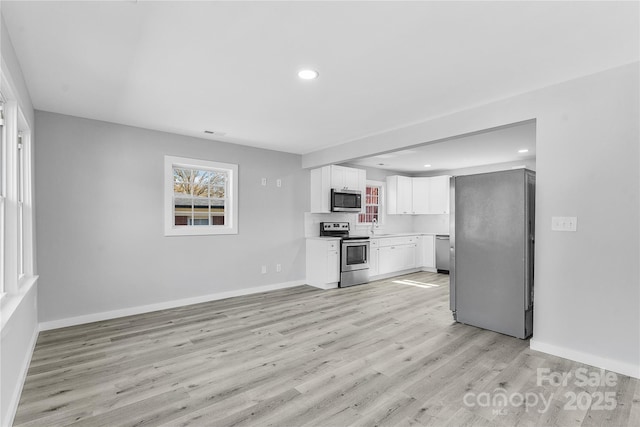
369, 239, 379, 276
417, 235, 436, 269
306, 239, 341, 288
372, 234, 436, 278
307, 235, 438, 287
377, 236, 417, 276
327, 248, 340, 283
422, 235, 436, 268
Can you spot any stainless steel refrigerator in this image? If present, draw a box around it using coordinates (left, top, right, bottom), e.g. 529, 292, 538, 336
450, 169, 535, 339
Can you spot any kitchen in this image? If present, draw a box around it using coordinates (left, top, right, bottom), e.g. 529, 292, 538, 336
305, 121, 536, 339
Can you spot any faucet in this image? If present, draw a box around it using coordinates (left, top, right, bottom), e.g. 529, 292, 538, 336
370, 218, 377, 235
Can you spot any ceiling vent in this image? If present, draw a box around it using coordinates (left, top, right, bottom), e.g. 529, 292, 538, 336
204, 130, 227, 136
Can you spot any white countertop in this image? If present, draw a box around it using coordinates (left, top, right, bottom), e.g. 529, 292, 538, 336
306, 232, 448, 240
306, 236, 342, 241
370, 232, 448, 238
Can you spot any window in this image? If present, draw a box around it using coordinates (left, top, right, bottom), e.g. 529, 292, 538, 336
164, 156, 238, 236
0, 102, 5, 296
0, 79, 36, 300
17, 132, 24, 278
358, 182, 383, 224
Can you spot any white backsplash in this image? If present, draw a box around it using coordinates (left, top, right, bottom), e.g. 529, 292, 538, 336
305, 211, 419, 237
304, 212, 358, 237
413, 214, 450, 235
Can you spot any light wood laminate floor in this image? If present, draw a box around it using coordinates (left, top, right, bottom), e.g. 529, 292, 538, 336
14, 272, 639, 426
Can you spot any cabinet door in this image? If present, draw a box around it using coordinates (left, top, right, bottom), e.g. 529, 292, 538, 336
428, 176, 451, 214
331, 165, 366, 192
378, 246, 395, 275
412, 178, 429, 214
310, 166, 331, 213
386, 176, 398, 214
369, 248, 379, 276
415, 236, 424, 267
397, 244, 417, 270
327, 249, 340, 283
397, 176, 413, 214
344, 168, 360, 190
330, 165, 347, 190
422, 235, 435, 268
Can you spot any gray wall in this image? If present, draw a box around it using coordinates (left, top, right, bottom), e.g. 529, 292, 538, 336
305, 63, 640, 378
35, 111, 308, 323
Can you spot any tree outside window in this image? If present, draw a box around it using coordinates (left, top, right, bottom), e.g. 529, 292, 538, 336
164, 156, 238, 236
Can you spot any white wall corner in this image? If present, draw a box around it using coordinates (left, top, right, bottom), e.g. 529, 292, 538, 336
4, 322, 39, 427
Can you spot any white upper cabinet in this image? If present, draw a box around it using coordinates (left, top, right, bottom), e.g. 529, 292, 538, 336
411, 177, 430, 214
386, 175, 451, 215
330, 165, 364, 192
386, 175, 413, 215
427, 175, 450, 214
310, 165, 366, 213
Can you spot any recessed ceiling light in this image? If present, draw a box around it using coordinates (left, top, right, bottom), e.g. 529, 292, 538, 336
298, 69, 319, 80
518, 149, 529, 153
424, 164, 432, 168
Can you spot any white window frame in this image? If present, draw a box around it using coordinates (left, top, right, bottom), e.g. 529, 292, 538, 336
0, 101, 5, 299
0, 95, 35, 300
358, 180, 385, 225
164, 155, 238, 236
15, 109, 33, 287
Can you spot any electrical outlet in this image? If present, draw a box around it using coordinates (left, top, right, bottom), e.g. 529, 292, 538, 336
261, 178, 267, 186
552, 216, 578, 232
276, 179, 282, 188
261, 265, 267, 274
276, 264, 281, 272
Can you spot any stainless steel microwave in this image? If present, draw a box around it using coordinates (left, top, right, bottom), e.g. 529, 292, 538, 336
331, 189, 362, 212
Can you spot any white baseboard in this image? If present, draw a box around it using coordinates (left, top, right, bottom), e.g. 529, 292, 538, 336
530, 338, 640, 379
39, 280, 306, 331
307, 282, 339, 290
5, 322, 39, 427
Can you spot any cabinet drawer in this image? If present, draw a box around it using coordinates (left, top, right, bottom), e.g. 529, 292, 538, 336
378, 236, 417, 247
328, 241, 338, 251
371, 239, 379, 247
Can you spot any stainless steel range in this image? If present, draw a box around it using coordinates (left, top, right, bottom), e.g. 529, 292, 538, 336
320, 222, 370, 287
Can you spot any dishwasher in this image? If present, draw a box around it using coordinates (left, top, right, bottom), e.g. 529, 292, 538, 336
436, 235, 450, 274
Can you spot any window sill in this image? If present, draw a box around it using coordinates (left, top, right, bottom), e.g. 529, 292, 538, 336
0, 275, 38, 335
164, 226, 238, 236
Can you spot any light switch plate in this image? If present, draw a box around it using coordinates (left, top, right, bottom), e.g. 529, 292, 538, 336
276, 179, 282, 188
552, 216, 577, 232
261, 178, 267, 186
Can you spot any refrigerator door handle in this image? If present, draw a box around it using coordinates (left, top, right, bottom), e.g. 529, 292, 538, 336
524, 261, 531, 310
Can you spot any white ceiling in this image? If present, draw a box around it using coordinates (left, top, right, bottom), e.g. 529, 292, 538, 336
2, 1, 638, 155
349, 121, 536, 173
